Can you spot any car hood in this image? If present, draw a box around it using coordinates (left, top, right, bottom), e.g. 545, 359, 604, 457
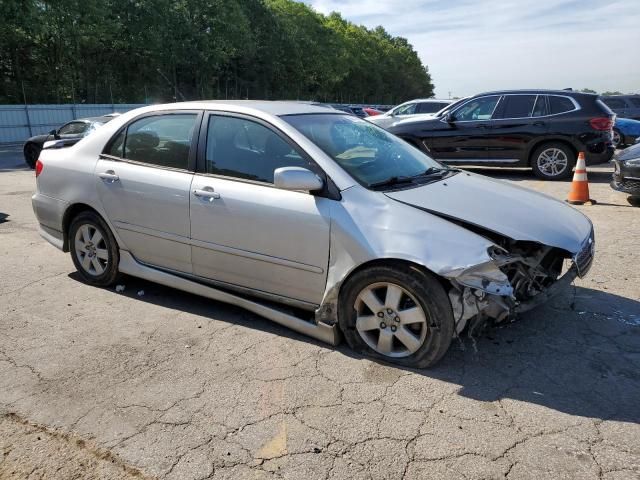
384, 172, 592, 254
616, 142, 640, 162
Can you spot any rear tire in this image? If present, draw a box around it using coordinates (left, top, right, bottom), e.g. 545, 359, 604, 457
628, 196, 640, 207
338, 264, 454, 368
23, 143, 40, 169
69, 211, 120, 287
531, 143, 575, 180
612, 129, 624, 149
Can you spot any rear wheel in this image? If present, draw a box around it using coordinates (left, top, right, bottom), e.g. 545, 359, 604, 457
69, 211, 120, 286
628, 196, 640, 207
531, 143, 575, 180
338, 264, 454, 368
23, 143, 40, 169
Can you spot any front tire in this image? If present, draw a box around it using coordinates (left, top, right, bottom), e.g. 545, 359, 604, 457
69, 211, 120, 287
338, 264, 454, 368
23, 143, 40, 169
531, 143, 575, 180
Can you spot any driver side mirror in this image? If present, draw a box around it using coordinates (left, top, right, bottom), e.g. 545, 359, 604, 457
274, 167, 323, 192
444, 113, 456, 124
49, 129, 59, 138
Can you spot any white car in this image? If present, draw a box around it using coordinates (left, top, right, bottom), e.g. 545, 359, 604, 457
367, 99, 453, 129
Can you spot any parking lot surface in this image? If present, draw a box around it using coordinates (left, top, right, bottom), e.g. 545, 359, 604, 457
1, 147, 639, 479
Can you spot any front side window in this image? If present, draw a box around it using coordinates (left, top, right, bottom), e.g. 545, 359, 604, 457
58, 122, 88, 135
283, 114, 444, 188
453, 96, 501, 121
499, 95, 537, 119
394, 103, 417, 115
205, 116, 311, 183
548, 96, 576, 115
104, 114, 196, 170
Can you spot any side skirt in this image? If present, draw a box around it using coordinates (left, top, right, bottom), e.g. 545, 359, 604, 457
118, 250, 341, 346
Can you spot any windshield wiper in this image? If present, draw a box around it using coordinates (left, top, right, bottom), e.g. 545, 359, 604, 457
368, 176, 415, 189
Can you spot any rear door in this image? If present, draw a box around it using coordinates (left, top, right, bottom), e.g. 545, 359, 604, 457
426, 95, 502, 163
486, 94, 548, 164
189, 112, 331, 305
96, 111, 201, 273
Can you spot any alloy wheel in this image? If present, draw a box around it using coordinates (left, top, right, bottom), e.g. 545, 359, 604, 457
354, 282, 428, 358
74, 224, 109, 276
536, 148, 569, 178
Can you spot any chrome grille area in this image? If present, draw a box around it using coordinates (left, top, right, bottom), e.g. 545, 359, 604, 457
574, 229, 595, 277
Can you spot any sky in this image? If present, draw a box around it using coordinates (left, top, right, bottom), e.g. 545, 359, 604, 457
306, 0, 640, 98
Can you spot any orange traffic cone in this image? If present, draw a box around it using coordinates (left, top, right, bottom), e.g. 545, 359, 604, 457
567, 152, 596, 205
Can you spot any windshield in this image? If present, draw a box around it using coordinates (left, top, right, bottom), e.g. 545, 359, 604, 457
282, 114, 445, 188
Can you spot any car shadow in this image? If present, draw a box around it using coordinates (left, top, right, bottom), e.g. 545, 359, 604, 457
0, 213, 8, 224
67, 271, 640, 425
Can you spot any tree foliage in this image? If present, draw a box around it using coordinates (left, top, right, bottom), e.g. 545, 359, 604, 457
0, 0, 434, 104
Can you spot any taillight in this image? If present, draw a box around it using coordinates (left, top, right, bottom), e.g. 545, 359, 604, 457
35, 159, 43, 177
589, 117, 614, 131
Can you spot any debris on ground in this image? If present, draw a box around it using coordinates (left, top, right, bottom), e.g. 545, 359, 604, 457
115, 285, 125, 293
137, 290, 144, 297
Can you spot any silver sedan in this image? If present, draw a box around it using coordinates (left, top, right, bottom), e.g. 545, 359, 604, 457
32, 101, 594, 367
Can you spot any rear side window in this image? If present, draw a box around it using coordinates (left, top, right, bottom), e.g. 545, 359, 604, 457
532, 96, 548, 116
548, 96, 576, 115
205, 116, 311, 183
602, 98, 626, 109
499, 95, 537, 118
104, 114, 197, 170
416, 102, 448, 114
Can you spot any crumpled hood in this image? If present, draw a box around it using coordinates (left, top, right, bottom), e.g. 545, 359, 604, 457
385, 172, 592, 254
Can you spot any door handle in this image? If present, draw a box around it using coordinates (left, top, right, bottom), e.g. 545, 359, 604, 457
477, 124, 490, 129
193, 187, 220, 200
533, 121, 546, 127
98, 171, 119, 182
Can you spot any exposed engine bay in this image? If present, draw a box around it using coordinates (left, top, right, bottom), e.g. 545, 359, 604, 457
447, 232, 584, 336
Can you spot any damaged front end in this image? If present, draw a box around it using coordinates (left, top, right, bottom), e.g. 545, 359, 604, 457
446, 229, 594, 335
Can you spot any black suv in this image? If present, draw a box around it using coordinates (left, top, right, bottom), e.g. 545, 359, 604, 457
387, 90, 616, 180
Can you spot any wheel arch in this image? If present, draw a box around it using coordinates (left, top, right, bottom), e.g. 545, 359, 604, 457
336, 257, 451, 305
61, 203, 111, 252
527, 138, 578, 167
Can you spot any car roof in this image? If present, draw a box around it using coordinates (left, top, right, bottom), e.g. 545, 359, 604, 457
152, 100, 340, 116
69, 115, 114, 124
475, 89, 596, 97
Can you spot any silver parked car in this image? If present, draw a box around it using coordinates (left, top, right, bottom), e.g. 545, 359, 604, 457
32, 101, 594, 368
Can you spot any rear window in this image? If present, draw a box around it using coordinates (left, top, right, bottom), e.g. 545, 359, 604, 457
548, 96, 576, 115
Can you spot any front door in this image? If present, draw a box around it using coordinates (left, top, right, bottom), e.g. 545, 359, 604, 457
96, 111, 201, 273
189, 113, 331, 305
426, 95, 502, 163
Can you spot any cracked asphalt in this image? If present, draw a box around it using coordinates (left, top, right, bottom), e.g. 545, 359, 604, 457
1, 146, 639, 479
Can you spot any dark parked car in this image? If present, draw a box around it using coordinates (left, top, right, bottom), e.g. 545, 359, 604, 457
611, 141, 640, 205
387, 90, 616, 180
23, 115, 117, 168
602, 95, 640, 121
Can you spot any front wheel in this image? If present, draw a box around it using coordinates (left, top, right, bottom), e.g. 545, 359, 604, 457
69, 211, 120, 286
338, 264, 454, 368
531, 143, 576, 180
